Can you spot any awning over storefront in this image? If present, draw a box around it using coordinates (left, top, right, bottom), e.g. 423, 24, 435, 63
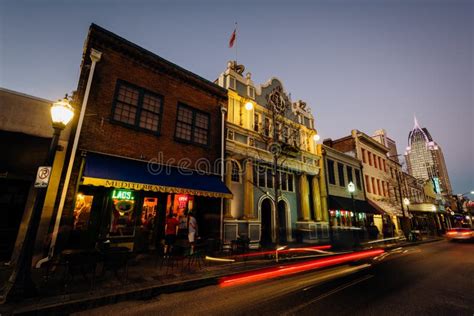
328, 196, 380, 214
368, 199, 405, 217
409, 203, 439, 213
82, 152, 233, 199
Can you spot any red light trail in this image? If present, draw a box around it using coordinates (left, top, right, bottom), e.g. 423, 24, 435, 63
219, 249, 384, 288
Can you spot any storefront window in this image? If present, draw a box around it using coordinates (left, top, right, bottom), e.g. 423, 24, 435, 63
140, 197, 158, 230
329, 209, 367, 228
166, 194, 194, 217
73, 193, 92, 231
109, 189, 136, 237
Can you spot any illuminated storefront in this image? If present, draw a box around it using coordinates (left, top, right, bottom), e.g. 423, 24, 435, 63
70, 152, 232, 252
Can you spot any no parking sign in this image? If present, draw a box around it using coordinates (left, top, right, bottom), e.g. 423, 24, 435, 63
34, 166, 52, 188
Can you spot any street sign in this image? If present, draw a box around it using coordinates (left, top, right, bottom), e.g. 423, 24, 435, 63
34, 166, 52, 188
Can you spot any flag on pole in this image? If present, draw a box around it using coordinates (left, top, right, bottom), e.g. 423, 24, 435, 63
229, 28, 236, 48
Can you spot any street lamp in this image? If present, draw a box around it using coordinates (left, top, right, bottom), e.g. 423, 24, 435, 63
347, 181, 359, 248
9, 96, 74, 298
244, 101, 254, 111
313, 134, 320, 142
348, 181, 357, 225
403, 197, 410, 214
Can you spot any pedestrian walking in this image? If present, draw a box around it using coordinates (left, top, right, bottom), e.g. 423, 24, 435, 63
164, 212, 179, 257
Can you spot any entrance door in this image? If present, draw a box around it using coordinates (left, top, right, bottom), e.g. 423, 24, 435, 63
278, 200, 288, 243
261, 198, 273, 245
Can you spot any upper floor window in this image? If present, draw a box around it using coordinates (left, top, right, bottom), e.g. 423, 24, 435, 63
355, 169, 362, 190
228, 76, 236, 90
374, 155, 378, 169
346, 166, 353, 183
112, 81, 163, 133
254, 113, 260, 132
264, 117, 271, 137
327, 159, 336, 185
231, 161, 241, 182
361, 148, 367, 163
365, 175, 371, 193
368, 152, 372, 166
248, 86, 255, 99
337, 163, 345, 187
175, 103, 210, 146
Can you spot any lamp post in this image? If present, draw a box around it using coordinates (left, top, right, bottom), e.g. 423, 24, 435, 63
8, 96, 74, 298
347, 181, 359, 248
348, 181, 356, 225
403, 197, 410, 214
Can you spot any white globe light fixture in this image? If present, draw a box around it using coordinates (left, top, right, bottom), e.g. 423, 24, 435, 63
403, 198, 410, 206
313, 134, 320, 142
51, 97, 74, 130
347, 181, 356, 194
245, 101, 253, 111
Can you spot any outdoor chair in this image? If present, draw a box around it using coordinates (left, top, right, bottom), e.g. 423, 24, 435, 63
100, 246, 132, 283
60, 248, 101, 293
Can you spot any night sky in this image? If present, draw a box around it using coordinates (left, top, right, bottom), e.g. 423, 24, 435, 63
1, 0, 472, 194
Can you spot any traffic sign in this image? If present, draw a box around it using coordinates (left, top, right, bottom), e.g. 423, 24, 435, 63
34, 166, 52, 188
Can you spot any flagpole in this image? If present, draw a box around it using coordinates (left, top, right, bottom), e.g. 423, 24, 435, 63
235, 22, 238, 63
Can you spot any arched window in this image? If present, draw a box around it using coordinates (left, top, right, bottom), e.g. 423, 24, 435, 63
231, 161, 241, 183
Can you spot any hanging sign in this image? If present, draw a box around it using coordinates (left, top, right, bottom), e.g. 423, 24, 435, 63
34, 166, 52, 188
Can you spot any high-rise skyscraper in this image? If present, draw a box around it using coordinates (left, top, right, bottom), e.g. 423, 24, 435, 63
405, 117, 452, 195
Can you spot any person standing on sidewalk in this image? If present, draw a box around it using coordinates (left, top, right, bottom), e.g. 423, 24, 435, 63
187, 212, 198, 255
164, 212, 179, 257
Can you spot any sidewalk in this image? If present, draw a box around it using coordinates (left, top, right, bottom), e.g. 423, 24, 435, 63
0, 237, 444, 315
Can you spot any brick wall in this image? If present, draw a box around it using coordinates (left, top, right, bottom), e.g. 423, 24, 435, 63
329, 137, 355, 154
76, 29, 226, 166
59, 25, 227, 232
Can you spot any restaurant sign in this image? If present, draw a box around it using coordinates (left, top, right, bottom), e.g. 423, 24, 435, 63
82, 177, 232, 199
112, 189, 134, 200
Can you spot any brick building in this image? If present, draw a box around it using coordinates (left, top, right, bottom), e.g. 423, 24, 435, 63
326, 130, 403, 238
55, 24, 231, 254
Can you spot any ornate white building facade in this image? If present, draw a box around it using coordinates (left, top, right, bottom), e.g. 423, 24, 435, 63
216, 61, 327, 246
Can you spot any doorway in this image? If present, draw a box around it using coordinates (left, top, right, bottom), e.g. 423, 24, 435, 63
261, 198, 273, 245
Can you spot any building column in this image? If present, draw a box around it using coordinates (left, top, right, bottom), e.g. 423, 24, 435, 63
299, 173, 311, 220
318, 163, 329, 222
311, 176, 323, 221
224, 159, 233, 218
243, 160, 254, 219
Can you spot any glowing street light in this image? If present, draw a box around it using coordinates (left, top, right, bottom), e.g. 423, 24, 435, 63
51, 97, 75, 129
313, 134, 320, 142
245, 101, 254, 111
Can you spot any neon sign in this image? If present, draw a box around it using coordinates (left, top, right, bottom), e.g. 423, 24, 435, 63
112, 189, 134, 200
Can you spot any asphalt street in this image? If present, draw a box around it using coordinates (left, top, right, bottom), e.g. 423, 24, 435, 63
77, 240, 474, 316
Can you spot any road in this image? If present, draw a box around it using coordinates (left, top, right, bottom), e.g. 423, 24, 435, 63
78, 240, 474, 316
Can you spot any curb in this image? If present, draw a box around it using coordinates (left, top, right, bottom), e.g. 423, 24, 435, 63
8, 274, 219, 315
2, 259, 303, 315
2, 240, 444, 315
